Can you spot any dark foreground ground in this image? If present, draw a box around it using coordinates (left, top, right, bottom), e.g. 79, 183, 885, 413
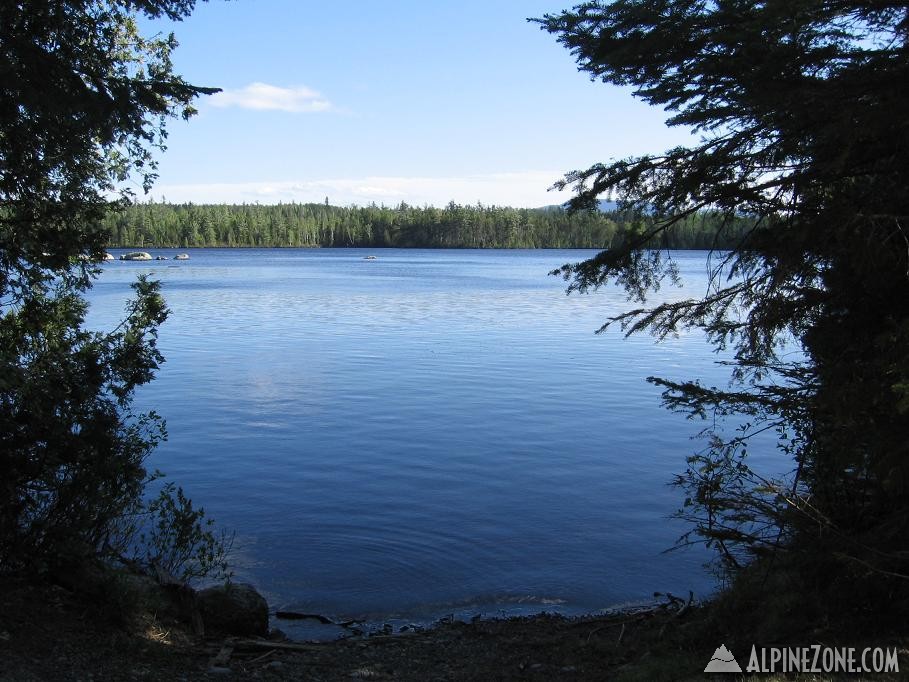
1, 581, 906, 681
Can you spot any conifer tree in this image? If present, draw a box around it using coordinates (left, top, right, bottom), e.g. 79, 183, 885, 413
0, 0, 222, 576
536, 1, 909, 599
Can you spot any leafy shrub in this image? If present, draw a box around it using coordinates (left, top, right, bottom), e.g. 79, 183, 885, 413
133, 482, 233, 584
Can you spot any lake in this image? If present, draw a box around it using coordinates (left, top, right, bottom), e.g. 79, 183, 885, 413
86, 248, 766, 634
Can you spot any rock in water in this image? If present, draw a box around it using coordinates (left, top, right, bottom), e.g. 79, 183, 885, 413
197, 583, 269, 636
119, 251, 152, 261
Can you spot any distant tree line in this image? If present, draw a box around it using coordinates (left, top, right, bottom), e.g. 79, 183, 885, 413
100, 200, 751, 250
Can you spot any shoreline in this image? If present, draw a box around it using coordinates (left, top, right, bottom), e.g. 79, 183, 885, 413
3, 575, 906, 680
0, 578, 714, 681
269, 593, 693, 643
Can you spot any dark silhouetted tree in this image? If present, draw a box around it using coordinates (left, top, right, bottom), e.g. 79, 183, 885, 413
0, 0, 225, 578
536, 1, 909, 603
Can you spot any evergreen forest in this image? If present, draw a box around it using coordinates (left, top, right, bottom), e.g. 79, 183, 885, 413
99, 200, 750, 250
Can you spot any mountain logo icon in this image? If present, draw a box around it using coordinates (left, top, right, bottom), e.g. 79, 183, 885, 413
704, 644, 742, 673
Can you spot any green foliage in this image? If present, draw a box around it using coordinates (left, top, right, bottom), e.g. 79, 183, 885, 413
0, 1, 226, 580
536, 1, 909, 600
0, 0, 217, 294
97, 199, 754, 250
133, 482, 233, 583
0, 275, 169, 571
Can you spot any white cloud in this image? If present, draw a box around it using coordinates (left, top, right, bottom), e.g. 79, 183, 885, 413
152, 171, 570, 208
209, 82, 332, 113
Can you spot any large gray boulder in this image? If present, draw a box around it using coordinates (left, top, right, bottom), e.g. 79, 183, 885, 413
119, 251, 152, 261
197, 582, 269, 636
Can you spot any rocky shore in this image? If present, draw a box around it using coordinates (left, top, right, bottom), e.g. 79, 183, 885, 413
0, 573, 713, 681
2, 573, 906, 681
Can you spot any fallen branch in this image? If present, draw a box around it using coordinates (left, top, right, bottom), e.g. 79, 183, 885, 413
231, 638, 326, 653
246, 649, 277, 665
673, 591, 695, 619
275, 611, 334, 624
569, 610, 655, 630
210, 641, 234, 668
585, 626, 605, 644
834, 553, 909, 581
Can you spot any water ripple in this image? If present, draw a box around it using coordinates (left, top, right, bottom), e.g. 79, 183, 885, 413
86, 249, 777, 620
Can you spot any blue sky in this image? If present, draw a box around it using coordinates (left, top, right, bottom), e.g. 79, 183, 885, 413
146, 0, 692, 207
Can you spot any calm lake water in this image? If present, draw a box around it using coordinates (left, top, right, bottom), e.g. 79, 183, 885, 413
87, 248, 767, 632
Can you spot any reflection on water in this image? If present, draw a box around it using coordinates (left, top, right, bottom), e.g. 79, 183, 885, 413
85, 248, 771, 627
